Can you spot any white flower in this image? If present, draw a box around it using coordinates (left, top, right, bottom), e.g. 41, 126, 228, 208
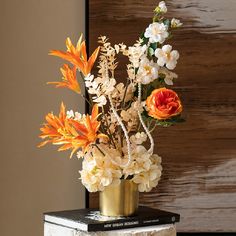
132, 154, 162, 192
74, 112, 85, 121
130, 132, 147, 145
155, 45, 179, 70
66, 110, 74, 118
77, 150, 84, 159
158, 1, 167, 13
171, 18, 183, 28
137, 57, 159, 84
159, 67, 178, 85
122, 146, 152, 178
80, 146, 122, 192
66, 110, 85, 121
93, 95, 107, 106
144, 22, 169, 44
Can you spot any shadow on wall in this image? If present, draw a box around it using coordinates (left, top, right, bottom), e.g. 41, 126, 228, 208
0, 0, 86, 236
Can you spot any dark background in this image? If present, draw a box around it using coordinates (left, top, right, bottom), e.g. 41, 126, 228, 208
87, 0, 236, 233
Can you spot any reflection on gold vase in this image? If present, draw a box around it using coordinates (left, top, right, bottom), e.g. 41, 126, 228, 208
99, 179, 139, 217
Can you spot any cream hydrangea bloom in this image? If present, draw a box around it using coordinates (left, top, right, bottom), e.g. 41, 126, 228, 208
121, 145, 162, 192
137, 57, 159, 84
155, 45, 179, 70
122, 145, 152, 178
132, 154, 162, 192
80, 146, 122, 192
144, 22, 169, 44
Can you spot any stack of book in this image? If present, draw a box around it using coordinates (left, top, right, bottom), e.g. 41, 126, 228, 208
44, 206, 180, 236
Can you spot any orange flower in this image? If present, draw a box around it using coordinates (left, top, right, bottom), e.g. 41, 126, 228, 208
146, 87, 182, 120
47, 64, 81, 94
68, 104, 108, 156
49, 34, 100, 76
38, 103, 108, 158
38, 102, 67, 148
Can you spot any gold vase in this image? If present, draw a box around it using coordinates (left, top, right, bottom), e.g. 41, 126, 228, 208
99, 179, 139, 217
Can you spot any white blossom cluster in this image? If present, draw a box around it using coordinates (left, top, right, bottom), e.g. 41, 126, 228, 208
66, 110, 85, 121
79, 145, 122, 192
79, 141, 162, 192
77, 1, 182, 193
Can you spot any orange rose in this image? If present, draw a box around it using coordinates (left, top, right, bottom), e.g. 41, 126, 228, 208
146, 87, 182, 120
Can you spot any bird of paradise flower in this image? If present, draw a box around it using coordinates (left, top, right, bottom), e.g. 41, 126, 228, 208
38, 34, 106, 157
38, 103, 108, 158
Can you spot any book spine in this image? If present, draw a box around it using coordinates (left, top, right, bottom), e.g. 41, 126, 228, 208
87, 215, 180, 232
141, 215, 180, 227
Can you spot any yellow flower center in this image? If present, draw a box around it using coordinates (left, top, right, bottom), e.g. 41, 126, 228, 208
165, 52, 171, 60
152, 27, 160, 35
144, 65, 152, 75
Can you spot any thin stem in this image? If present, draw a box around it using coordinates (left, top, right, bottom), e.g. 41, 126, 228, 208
121, 79, 129, 109
150, 123, 158, 133
80, 94, 92, 107
94, 144, 105, 156
102, 107, 117, 149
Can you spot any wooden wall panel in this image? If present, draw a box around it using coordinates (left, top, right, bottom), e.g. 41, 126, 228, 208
88, 0, 236, 232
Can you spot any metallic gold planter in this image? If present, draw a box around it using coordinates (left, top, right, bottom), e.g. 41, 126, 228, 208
99, 179, 139, 217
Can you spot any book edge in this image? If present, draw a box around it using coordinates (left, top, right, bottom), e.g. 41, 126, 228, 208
44, 215, 87, 231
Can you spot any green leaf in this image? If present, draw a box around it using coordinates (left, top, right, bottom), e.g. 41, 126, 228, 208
156, 115, 185, 127
163, 19, 170, 27
142, 112, 185, 128
148, 47, 154, 56
140, 32, 149, 45
150, 43, 158, 51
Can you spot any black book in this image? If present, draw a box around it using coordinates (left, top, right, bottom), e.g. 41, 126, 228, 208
44, 206, 180, 232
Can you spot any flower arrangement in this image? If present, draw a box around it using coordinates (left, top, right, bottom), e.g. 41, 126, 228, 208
39, 1, 183, 193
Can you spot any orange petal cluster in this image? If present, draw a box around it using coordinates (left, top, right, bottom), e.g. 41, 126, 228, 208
38, 103, 108, 158
47, 64, 81, 94
146, 87, 182, 120
49, 34, 100, 76
38, 102, 67, 147
69, 104, 108, 156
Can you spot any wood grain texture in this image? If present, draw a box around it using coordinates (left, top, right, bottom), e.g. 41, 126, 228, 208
88, 0, 236, 232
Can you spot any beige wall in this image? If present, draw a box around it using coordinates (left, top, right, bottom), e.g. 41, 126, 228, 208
0, 0, 85, 235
